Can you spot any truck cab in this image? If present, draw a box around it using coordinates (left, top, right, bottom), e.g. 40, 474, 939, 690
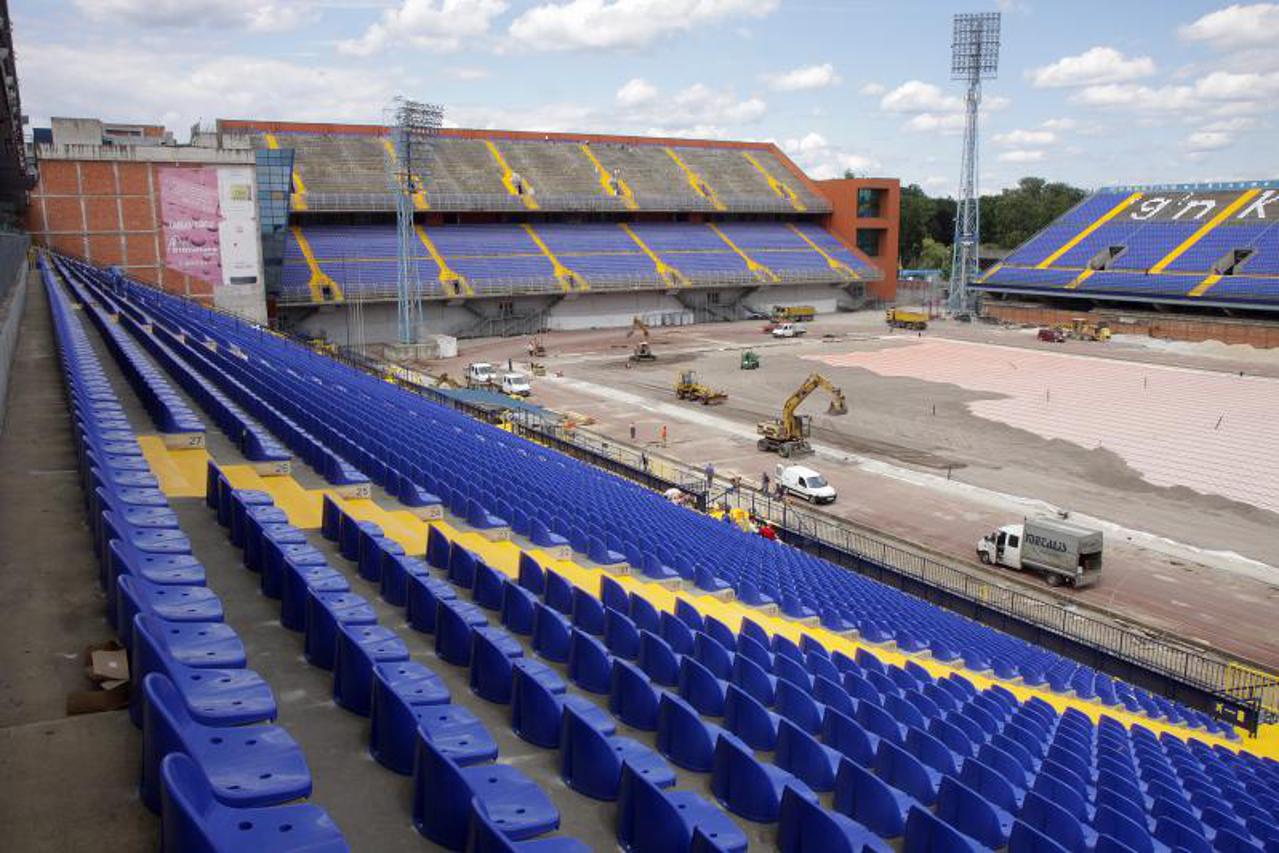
466, 362, 495, 386
776, 464, 836, 504
500, 372, 531, 397
772, 322, 806, 339
978, 524, 1024, 569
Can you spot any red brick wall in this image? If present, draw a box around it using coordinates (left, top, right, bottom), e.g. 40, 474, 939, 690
27, 160, 212, 302
984, 303, 1279, 349
815, 177, 900, 302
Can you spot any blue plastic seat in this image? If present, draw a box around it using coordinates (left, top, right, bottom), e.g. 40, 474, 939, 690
616, 760, 747, 853
903, 804, 982, 852
559, 704, 675, 800
1154, 817, 1211, 853
517, 552, 545, 595
629, 594, 660, 633
609, 659, 660, 731
778, 783, 891, 853
130, 615, 247, 725
141, 674, 311, 814
937, 775, 1010, 848
1018, 790, 1092, 853
833, 756, 918, 839
473, 560, 508, 611
381, 554, 429, 607
711, 732, 817, 822
1031, 770, 1091, 824
567, 628, 613, 694
332, 623, 409, 716
448, 544, 478, 589
532, 602, 572, 664
418, 704, 500, 766
502, 582, 539, 636
436, 598, 489, 666
471, 626, 526, 704
510, 662, 614, 749
414, 735, 560, 850
369, 661, 451, 774
776, 678, 824, 735
358, 529, 395, 582
544, 570, 574, 614
571, 587, 605, 635
1008, 820, 1072, 853
467, 798, 590, 852
660, 611, 695, 655
730, 653, 777, 706
280, 562, 348, 632
405, 572, 457, 633
603, 608, 640, 660
822, 706, 879, 766
857, 699, 905, 746
775, 717, 843, 792
116, 576, 223, 650
693, 631, 734, 679
875, 739, 939, 805
159, 754, 347, 853
679, 656, 727, 717
304, 590, 376, 670
906, 725, 960, 778
656, 692, 724, 773
638, 630, 680, 687
723, 683, 780, 751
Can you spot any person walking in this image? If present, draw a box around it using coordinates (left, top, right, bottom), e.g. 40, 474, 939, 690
660, 424, 668, 446
629, 422, 637, 441
761, 471, 771, 495
704, 462, 715, 490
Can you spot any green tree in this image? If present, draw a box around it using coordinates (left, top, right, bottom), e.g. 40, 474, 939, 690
982, 177, 1086, 248
917, 236, 951, 276
898, 184, 936, 266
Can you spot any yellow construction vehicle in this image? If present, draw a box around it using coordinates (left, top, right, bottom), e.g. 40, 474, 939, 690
528, 336, 547, 357
886, 307, 928, 330
772, 305, 816, 322
626, 316, 656, 362
432, 372, 464, 389
674, 370, 728, 405
756, 372, 848, 457
1064, 318, 1111, 342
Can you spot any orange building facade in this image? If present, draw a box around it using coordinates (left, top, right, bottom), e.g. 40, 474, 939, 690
815, 177, 901, 303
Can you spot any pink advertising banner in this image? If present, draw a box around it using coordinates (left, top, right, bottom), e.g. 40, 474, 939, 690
159, 166, 223, 284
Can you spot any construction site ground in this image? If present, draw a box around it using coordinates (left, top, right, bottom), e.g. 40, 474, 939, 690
423, 311, 1279, 673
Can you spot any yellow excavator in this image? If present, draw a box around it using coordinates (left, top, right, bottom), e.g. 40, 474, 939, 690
756, 372, 848, 457
627, 316, 656, 362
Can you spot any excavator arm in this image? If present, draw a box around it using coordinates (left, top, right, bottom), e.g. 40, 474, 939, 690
780, 372, 848, 436
627, 316, 650, 340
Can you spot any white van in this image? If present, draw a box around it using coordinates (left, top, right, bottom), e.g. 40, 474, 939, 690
500, 372, 531, 397
775, 464, 836, 504
772, 322, 807, 339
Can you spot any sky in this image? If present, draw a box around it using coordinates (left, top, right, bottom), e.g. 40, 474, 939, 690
10, 0, 1279, 195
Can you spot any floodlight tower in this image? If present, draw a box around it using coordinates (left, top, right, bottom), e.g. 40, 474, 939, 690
948, 12, 1000, 314
384, 97, 443, 345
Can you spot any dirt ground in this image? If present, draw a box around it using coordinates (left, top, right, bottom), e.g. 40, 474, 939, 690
421, 312, 1279, 671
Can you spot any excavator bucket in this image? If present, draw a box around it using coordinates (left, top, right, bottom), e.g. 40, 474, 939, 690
828, 397, 848, 416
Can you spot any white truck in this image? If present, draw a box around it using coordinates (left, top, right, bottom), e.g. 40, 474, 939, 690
500, 372, 531, 397
976, 516, 1103, 588
466, 362, 496, 388
775, 464, 837, 504
772, 322, 807, 339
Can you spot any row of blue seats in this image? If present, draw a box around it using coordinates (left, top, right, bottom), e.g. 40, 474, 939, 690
74, 252, 1241, 742
41, 256, 347, 852
204, 470, 598, 852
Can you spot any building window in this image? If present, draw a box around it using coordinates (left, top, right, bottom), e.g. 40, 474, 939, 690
856, 229, 883, 258
857, 188, 884, 218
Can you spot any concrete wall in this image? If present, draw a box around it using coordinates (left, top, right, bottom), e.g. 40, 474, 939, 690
550, 291, 688, 331
0, 234, 31, 433
816, 177, 901, 303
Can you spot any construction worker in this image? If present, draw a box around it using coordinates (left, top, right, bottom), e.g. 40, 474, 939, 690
704, 462, 715, 490
660, 424, 668, 446
761, 471, 771, 495
629, 422, 636, 441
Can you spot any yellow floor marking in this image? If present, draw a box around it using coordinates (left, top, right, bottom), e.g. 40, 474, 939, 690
786, 223, 856, 279
742, 151, 806, 212
708, 223, 778, 283
1064, 268, 1097, 290
619, 223, 686, 286
290, 227, 343, 302
664, 148, 726, 211
380, 138, 429, 210
1150, 189, 1260, 274
138, 437, 210, 498
579, 144, 637, 209
1188, 273, 1222, 298
485, 140, 540, 211
1037, 191, 1142, 269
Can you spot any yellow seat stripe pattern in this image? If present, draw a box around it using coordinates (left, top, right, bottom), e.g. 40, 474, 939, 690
1149, 189, 1260, 274
1037, 192, 1143, 269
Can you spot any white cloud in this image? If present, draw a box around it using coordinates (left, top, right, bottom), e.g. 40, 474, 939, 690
1030, 47, 1156, 88
446, 66, 493, 81
21, 42, 392, 130
997, 149, 1046, 163
1185, 130, 1232, 151
780, 132, 877, 180
763, 63, 841, 92
507, 0, 779, 52
880, 80, 963, 113
616, 78, 659, 107
1179, 3, 1279, 49
1071, 70, 1279, 115
1040, 117, 1077, 131
859, 83, 886, 96
339, 0, 508, 56
72, 0, 314, 32
903, 113, 966, 134
992, 128, 1056, 147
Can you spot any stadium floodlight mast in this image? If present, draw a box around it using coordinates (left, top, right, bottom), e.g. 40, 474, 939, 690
384, 96, 443, 346
948, 12, 1000, 315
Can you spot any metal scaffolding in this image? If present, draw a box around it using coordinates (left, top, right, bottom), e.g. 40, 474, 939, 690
948, 12, 1000, 314
384, 97, 443, 345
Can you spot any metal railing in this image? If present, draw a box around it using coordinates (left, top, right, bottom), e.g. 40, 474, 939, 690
289, 188, 830, 215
